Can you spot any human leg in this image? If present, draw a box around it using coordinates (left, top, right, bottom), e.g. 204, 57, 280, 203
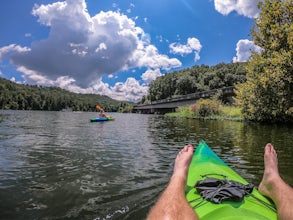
259, 143, 293, 220
147, 144, 198, 220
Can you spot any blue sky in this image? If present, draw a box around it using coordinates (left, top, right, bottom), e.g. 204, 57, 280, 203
0, 0, 261, 102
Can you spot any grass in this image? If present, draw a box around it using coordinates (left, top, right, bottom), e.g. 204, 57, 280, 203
219, 105, 243, 119
166, 106, 194, 118
165, 105, 244, 121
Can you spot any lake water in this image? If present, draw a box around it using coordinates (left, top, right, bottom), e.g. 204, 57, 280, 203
0, 111, 292, 220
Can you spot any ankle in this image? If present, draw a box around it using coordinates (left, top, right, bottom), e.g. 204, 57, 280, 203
170, 173, 187, 186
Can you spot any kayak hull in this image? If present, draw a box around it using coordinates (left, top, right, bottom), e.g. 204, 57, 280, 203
186, 141, 277, 219
90, 117, 115, 122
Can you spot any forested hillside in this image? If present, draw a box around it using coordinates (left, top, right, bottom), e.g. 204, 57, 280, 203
141, 62, 246, 103
0, 77, 132, 112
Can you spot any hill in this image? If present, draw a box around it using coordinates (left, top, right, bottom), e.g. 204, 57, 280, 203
0, 77, 132, 112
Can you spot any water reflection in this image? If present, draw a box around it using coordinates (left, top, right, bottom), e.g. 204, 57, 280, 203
0, 111, 292, 220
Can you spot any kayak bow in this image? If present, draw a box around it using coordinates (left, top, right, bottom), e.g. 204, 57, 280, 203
186, 141, 277, 219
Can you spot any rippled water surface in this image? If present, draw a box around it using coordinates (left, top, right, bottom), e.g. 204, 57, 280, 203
0, 111, 293, 220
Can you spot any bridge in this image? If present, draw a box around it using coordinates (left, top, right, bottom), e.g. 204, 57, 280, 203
133, 86, 235, 114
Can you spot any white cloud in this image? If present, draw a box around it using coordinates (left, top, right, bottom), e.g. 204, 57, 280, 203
214, 0, 260, 18
0, 44, 30, 59
141, 69, 162, 85
233, 39, 262, 62
131, 45, 182, 70
110, 77, 148, 102
15, 64, 146, 102
8, 75, 24, 84
19, 70, 146, 102
25, 33, 32, 38
17, 66, 53, 86
95, 43, 107, 53
169, 37, 202, 62
141, 33, 151, 45
0, 0, 181, 102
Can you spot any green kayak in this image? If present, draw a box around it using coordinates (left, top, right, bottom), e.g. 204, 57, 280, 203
90, 117, 115, 122
186, 141, 277, 219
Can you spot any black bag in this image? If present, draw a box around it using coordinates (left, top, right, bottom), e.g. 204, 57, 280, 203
195, 177, 254, 204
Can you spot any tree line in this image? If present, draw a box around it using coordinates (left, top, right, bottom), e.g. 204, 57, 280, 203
0, 77, 133, 112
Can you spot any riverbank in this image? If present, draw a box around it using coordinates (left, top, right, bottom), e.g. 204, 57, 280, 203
165, 105, 244, 121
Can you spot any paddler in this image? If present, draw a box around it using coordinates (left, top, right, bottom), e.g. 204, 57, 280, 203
96, 105, 109, 118
147, 143, 293, 220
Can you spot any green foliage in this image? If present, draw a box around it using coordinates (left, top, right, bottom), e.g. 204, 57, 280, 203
0, 77, 133, 112
148, 72, 178, 101
235, 0, 293, 122
176, 106, 193, 115
191, 99, 221, 117
219, 105, 243, 119
165, 106, 193, 118
117, 102, 134, 113
146, 62, 246, 103
166, 101, 243, 120
175, 75, 197, 95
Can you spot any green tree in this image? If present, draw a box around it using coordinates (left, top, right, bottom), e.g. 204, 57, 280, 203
235, 0, 293, 122
175, 75, 196, 95
146, 62, 246, 103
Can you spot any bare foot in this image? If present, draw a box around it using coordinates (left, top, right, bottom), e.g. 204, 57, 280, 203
173, 144, 194, 179
258, 143, 280, 198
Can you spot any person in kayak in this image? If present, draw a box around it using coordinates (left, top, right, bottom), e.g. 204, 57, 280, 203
147, 143, 293, 220
96, 105, 109, 118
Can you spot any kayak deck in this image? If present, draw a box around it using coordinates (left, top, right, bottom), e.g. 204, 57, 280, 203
186, 141, 277, 219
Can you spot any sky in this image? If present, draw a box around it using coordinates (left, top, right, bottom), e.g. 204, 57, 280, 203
0, 0, 262, 102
